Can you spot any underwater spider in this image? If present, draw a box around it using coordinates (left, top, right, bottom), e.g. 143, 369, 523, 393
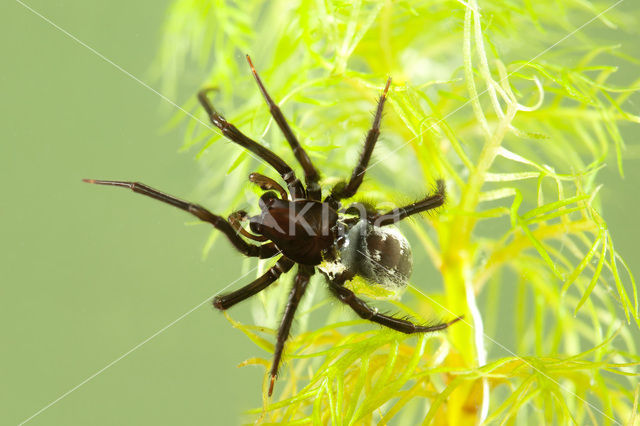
84, 55, 461, 396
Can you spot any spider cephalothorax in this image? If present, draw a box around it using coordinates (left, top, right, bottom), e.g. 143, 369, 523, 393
84, 55, 461, 396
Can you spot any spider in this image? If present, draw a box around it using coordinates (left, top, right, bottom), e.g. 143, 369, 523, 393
84, 55, 461, 396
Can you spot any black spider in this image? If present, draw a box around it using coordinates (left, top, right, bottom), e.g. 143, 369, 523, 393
84, 55, 461, 396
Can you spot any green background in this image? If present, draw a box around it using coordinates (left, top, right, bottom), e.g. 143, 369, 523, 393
2, 1, 638, 425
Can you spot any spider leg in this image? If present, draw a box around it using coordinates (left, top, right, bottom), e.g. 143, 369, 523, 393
269, 264, 313, 396
369, 180, 445, 226
83, 179, 278, 259
213, 257, 295, 310
326, 273, 461, 334
197, 88, 306, 200
246, 55, 322, 201
327, 78, 392, 203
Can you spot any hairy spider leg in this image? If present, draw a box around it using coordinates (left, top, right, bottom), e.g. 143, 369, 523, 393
370, 180, 446, 226
248, 172, 288, 200
327, 77, 392, 203
82, 179, 278, 258
213, 257, 295, 310
246, 55, 322, 201
325, 271, 462, 334
269, 265, 314, 396
197, 89, 306, 200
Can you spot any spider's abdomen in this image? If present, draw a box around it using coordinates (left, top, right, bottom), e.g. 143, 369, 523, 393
340, 221, 412, 289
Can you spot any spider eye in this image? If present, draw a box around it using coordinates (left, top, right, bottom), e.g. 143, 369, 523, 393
259, 191, 279, 209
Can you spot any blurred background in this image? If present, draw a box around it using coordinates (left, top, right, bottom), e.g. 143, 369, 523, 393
2, 0, 639, 424
3, 0, 264, 424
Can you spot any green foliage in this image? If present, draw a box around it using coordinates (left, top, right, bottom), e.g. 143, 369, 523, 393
156, 0, 640, 423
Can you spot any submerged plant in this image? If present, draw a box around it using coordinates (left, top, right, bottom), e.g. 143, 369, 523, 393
156, 0, 639, 423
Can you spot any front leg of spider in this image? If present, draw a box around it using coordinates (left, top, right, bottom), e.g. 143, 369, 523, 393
246, 55, 322, 201
81, 179, 279, 259
197, 88, 306, 200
